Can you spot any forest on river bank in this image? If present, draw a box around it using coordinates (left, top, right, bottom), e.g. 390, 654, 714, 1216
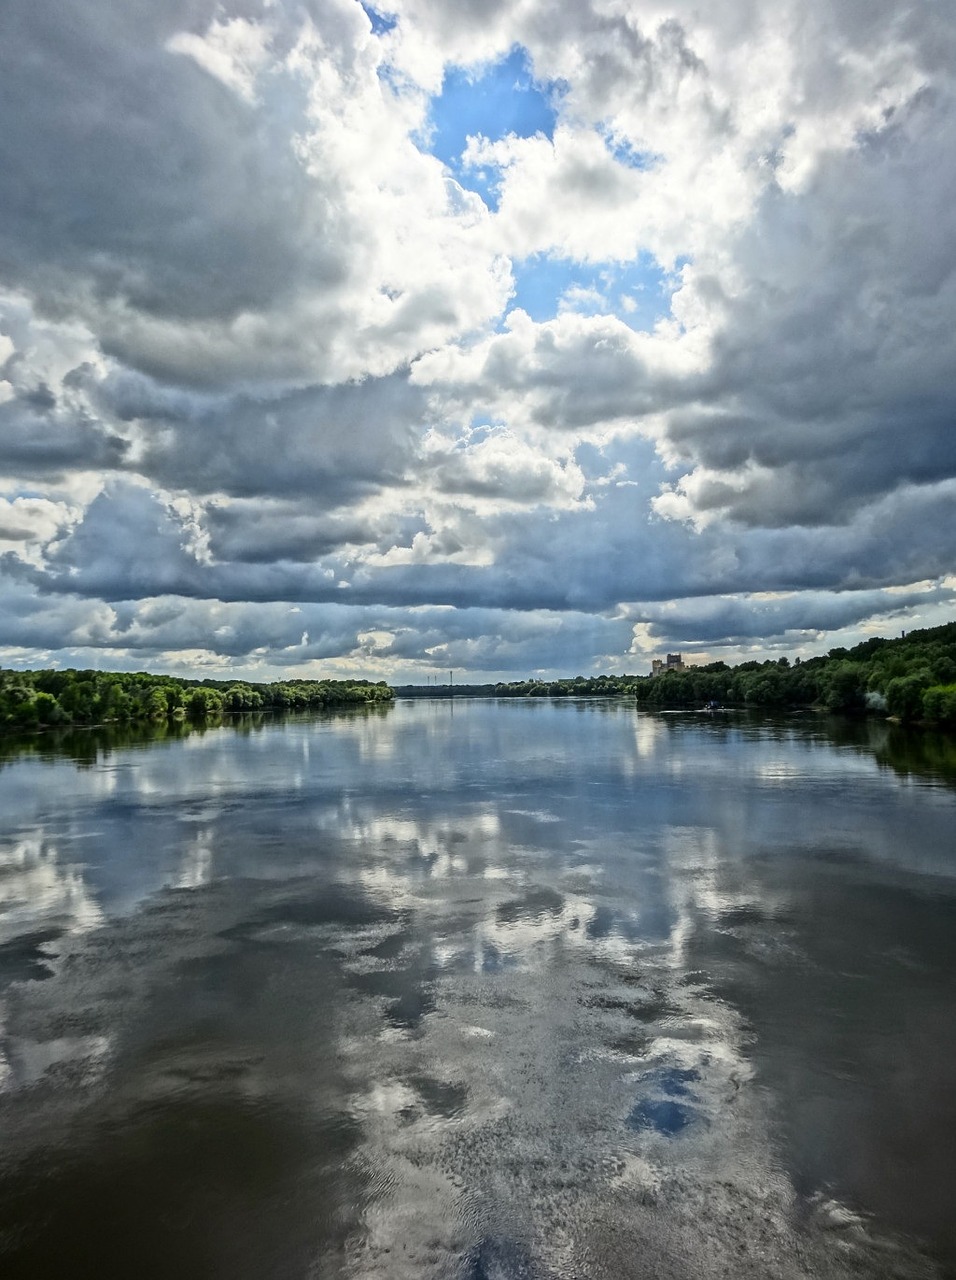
0, 668, 393, 732
404, 622, 956, 726
629, 620, 956, 723
3, 620, 955, 733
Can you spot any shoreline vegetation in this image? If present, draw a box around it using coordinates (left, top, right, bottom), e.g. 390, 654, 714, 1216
1, 619, 954, 736
397, 620, 956, 727
0, 670, 393, 735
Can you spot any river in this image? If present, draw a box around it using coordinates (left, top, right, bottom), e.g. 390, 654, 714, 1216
0, 699, 953, 1279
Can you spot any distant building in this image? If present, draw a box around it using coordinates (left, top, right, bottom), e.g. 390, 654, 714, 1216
651, 652, 687, 676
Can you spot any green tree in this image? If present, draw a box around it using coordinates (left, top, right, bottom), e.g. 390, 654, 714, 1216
824, 662, 866, 714
187, 687, 224, 720
886, 672, 934, 721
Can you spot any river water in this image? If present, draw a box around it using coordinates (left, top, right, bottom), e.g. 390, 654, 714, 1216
0, 699, 953, 1279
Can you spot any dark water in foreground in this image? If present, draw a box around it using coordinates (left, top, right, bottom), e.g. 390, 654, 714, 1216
0, 701, 954, 1279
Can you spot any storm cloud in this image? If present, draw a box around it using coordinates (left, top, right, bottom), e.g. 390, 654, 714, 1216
0, 0, 953, 679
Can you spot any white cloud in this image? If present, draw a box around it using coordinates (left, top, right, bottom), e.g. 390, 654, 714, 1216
0, 0, 953, 676
167, 13, 273, 103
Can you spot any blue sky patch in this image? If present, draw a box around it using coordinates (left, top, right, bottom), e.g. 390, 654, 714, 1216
425, 47, 558, 210
509, 252, 676, 331
601, 129, 658, 171
360, 4, 397, 36
466, 416, 501, 441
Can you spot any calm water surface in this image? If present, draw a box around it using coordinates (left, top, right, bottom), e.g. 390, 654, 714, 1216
0, 700, 954, 1279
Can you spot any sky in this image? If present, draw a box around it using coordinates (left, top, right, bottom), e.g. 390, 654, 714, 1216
0, 0, 954, 683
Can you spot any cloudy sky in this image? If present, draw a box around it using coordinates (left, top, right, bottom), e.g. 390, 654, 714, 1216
1, 0, 954, 682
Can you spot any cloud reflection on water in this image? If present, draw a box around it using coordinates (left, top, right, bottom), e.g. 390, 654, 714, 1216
0, 703, 952, 1277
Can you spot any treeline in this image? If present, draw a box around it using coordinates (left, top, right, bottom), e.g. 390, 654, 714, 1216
491, 674, 642, 698
394, 676, 642, 698
434, 621, 956, 725
0, 667, 393, 732
631, 621, 956, 723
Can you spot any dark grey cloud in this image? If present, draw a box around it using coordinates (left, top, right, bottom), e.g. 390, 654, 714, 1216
0, 389, 129, 478
414, 315, 684, 432
0, 0, 509, 391
628, 585, 956, 652
660, 87, 956, 526
126, 375, 426, 502
0, 0, 341, 333
3, 473, 953, 673
39, 483, 208, 598
0, 575, 124, 653
25, 361, 427, 506
0, 523, 36, 542
0, 0, 953, 677
9, 463, 948, 626
203, 500, 383, 563
0, 556, 636, 677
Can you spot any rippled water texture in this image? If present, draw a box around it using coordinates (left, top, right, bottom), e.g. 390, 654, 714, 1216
0, 701, 954, 1279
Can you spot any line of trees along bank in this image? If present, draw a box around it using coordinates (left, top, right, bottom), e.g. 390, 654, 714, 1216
395, 675, 642, 698
631, 622, 956, 724
0, 668, 393, 733
460, 621, 956, 725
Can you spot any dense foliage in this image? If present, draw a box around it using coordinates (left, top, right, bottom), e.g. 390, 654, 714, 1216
10, 620, 952, 732
0, 667, 393, 732
395, 676, 642, 698
629, 621, 956, 723
492, 675, 642, 698
401, 622, 956, 726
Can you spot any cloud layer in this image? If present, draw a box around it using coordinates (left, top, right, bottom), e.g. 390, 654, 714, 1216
1, 0, 953, 679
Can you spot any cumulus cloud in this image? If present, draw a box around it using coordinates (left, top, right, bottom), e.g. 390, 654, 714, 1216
0, 0, 953, 676
626, 583, 956, 658
116, 374, 427, 502
0, 0, 509, 387
649, 91, 956, 527
427, 429, 587, 508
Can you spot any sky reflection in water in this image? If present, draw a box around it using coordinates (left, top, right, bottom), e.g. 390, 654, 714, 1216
0, 702, 953, 1279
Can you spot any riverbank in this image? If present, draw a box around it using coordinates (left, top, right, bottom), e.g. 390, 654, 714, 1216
0, 668, 393, 734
